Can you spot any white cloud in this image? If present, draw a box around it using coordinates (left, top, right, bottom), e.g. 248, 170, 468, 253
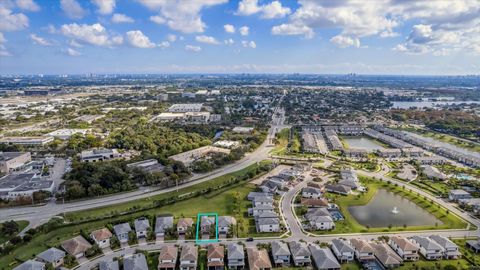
138, 0, 227, 33
224, 38, 234, 45
272, 0, 480, 55
60, 23, 123, 47
15, 0, 40, 12
149, 15, 166, 25
241, 40, 256, 48
126, 30, 155, 48
239, 26, 249, 36
330, 35, 360, 48
224, 24, 235, 33
158, 41, 170, 49
91, 0, 115, 15
0, 32, 11, 56
69, 39, 82, 48
60, 0, 86, 19
111, 13, 134, 23
0, 6, 29, 31
236, 0, 290, 19
65, 47, 81, 56
271, 23, 313, 38
185, 45, 201, 52
30, 34, 53, 46
195, 35, 220, 45
167, 34, 176, 42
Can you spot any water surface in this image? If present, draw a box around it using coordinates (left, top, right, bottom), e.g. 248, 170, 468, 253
343, 136, 385, 151
349, 189, 441, 228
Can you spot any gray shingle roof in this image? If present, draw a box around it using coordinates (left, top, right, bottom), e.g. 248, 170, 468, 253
227, 243, 245, 260
124, 253, 148, 270
99, 261, 119, 270
309, 245, 341, 270
134, 217, 150, 232
331, 239, 355, 254
289, 242, 310, 257
271, 241, 290, 256
429, 235, 458, 249
37, 247, 65, 263
114, 222, 132, 235
411, 236, 443, 251
13, 260, 45, 270
155, 216, 173, 234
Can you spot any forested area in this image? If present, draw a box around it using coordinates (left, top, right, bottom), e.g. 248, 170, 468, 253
390, 109, 480, 141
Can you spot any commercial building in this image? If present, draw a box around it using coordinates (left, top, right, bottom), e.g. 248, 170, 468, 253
46, 129, 89, 140
168, 103, 203, 113
0, 136, 54, 146
80, 149, 121, 163
0, 152, 32, 173
168, 146, 230, 167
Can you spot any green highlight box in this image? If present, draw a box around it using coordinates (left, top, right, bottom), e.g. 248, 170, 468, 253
195, 212, 219, 244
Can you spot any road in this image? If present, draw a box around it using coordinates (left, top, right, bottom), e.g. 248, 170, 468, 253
0, 105, 286, 226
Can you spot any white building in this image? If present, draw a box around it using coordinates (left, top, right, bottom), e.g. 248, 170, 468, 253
80, 149, 121, 163
0, 152, 32, 173
46, 129, 89, 140
168, 103, 203, 113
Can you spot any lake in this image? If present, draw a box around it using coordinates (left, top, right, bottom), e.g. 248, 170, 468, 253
343, 136, 385, 151
391, 101, 480, 109
349, 189, 441, 228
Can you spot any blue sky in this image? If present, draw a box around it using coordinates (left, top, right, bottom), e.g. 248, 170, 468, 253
1, 0, 479, 75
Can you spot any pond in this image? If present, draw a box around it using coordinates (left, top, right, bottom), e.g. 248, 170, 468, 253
342, 136, 385, 151
349, 189, 442, 228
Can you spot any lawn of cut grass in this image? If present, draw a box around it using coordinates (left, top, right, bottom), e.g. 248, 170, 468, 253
341, 262, 362, 270
315, 178, 468, 235
411, 180, 450, 197
0, 220, 29, 244
65, 160, 272, 222
398, 258, 472, 270
0, 162, 278, 268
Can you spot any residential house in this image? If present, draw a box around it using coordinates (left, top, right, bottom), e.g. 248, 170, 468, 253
305, 208, 335, 231
255, 216, 280, 233
158, 246, 178, 270
134, 217, 150, 238
218, 216, 236, 236
207, 244, 224, 270
155, 215, 174, 238
288, 242, 311, 267
247, 192, 272, 200
201, 216, 216, 235
302, 187, 323, 199
248, 205, 274, 216
13, 260, 45, 270
113, 223, 132, 243
227, 243, 245, 270
301, 198, 329, 208
448, 189, 472, 201
61, 235, 92, 259
330, 239, 355, 263
371, 242, 403, 269
309, 245, 341, 270
388, 236, 419, 261
325, 184, 351, 195
177, 218, 194, 235
36, 247, 66, 268
180, 244, 198, 270
124, 253, 148, 270
377, 148, 402, 159
246, 247, 272, 270
430, 235, 462, 259
251, 196, 274, 207
350, 239, 375, 262
99, 260, 119, 270
466, 239, 480, 253
410, 236, 444, 260
271, 241, 291, 267
90, 228, 113, 249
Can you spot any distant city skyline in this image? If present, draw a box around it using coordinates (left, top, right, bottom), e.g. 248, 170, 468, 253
0, 0, 479, 75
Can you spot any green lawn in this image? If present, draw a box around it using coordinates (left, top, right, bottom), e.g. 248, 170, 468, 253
315, 178, 468, 235
341, 262, 362, 270
0, 220, 29, 244
453, 238, 480, 267
398, 258, 472, 270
